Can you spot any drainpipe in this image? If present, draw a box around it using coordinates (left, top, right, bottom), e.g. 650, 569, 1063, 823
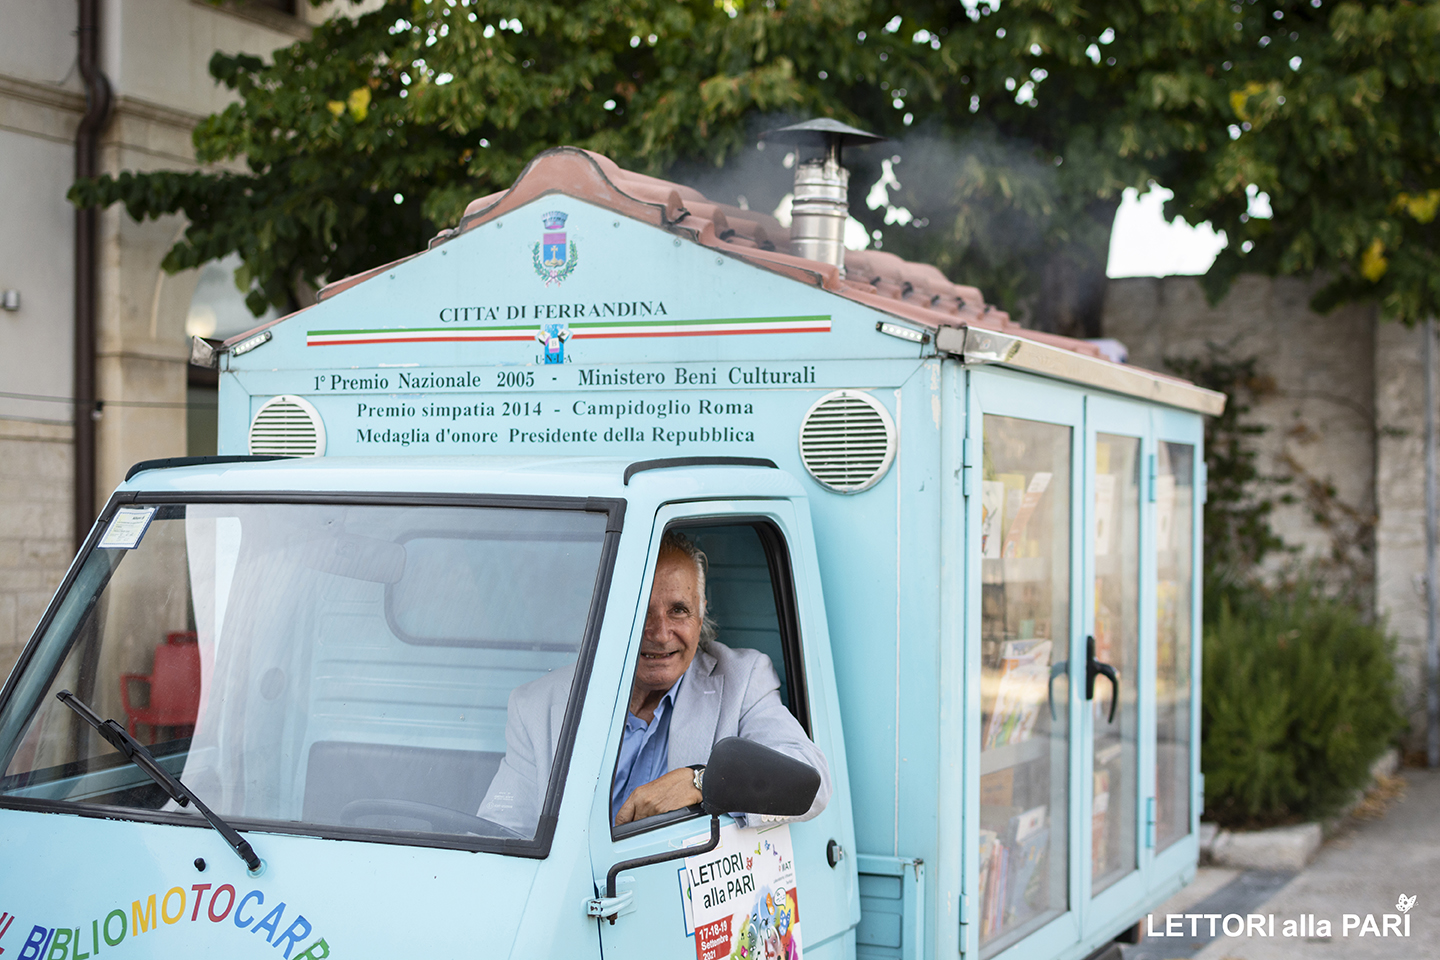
1426, 317, 1439, 768
74, 0, 112, 552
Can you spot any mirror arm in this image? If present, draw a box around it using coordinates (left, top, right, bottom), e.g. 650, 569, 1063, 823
602, 814, 722, 923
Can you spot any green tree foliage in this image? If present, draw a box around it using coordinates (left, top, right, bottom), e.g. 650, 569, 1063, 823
1165, 1, 1440, 325
851, 0, 1241, 333
1201, 584, 1401, 827
70, 0, 1439, 328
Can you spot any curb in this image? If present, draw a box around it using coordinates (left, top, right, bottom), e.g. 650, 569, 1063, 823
1199, 748, 1400, 872
1205, 823, 1320, 871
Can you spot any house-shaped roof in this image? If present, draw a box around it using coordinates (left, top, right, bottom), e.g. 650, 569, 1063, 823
223, 147, 1221, 416
315, 147, 1096, 359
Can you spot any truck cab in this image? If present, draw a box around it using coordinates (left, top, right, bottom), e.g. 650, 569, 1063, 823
0, 457, 855, 958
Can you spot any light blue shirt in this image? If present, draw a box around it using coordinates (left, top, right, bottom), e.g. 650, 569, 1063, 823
610, 675, 684, 823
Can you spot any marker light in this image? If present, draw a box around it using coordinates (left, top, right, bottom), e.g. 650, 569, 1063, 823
876, 321, 930, 344
230, 330, 273, 357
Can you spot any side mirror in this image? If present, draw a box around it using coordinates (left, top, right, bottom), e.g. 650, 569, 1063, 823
702, 737, 821, 818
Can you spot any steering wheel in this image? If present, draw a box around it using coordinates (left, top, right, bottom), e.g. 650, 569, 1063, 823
338, 799, 527, 839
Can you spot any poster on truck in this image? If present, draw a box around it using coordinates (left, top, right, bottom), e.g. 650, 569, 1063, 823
679, 823, 801, 960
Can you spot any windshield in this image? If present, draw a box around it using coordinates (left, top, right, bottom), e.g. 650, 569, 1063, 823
0, 499, 613, 851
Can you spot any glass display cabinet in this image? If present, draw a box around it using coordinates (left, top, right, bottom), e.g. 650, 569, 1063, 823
965, 369, 1204, 960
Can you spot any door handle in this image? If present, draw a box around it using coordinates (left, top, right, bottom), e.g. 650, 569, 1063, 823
1047, 660, 1068, 721
1085, 635, 1119, 723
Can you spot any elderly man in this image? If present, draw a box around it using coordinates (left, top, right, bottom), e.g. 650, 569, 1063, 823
479, 531, 830, 835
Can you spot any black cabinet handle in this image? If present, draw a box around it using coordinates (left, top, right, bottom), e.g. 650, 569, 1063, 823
1085, 635, 1119, 724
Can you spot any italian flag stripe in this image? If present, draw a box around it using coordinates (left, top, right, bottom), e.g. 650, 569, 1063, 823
305, 316, 831, 346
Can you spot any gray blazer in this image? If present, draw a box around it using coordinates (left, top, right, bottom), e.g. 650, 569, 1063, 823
478, 641, 831, 834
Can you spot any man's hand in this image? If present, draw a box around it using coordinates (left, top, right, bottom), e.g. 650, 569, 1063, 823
614, 767, 702, 826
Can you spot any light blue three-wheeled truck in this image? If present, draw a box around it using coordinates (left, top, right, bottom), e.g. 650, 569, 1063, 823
0, 126, 1222, 960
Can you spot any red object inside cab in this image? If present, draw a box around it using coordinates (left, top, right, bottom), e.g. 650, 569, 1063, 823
120, 631, 201, 743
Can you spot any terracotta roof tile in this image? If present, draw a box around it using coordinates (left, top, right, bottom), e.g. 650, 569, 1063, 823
317, 147, 1107, 361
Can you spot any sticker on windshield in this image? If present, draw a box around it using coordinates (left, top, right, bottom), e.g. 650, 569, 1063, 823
680, 822, 801, 960
98, 506, 157, 549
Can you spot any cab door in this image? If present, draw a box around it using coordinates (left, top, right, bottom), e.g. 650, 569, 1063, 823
591, 499, 858, 958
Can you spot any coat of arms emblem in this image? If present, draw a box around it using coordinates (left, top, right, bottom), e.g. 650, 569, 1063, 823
533, 211, 578, 286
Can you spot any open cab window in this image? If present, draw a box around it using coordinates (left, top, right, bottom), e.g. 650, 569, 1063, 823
0, 498, 619, 855
609, 518, 807, 840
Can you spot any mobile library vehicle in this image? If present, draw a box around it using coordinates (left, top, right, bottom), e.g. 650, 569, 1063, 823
0, 124, 1223, 960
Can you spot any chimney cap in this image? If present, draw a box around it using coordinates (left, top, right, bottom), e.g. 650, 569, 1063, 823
761, 118, 886, 150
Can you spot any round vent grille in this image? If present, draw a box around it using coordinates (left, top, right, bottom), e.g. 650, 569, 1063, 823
797, 389, 896, 493
248, 395, 326, 457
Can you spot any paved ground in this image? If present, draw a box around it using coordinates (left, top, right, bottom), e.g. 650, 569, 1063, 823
1122, 766, 1440, 960
1122, 871, 1296, 960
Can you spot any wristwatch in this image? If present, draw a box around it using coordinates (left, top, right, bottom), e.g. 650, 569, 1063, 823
689, 764, 705, 793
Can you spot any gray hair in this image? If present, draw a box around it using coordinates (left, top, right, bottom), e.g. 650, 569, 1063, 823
659, 530, 719, 648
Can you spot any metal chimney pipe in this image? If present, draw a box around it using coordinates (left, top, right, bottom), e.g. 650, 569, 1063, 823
761, 119, 885, 277
789, 144, 850, 272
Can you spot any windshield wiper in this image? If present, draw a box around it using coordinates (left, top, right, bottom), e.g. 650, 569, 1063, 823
57, 690, 261, 872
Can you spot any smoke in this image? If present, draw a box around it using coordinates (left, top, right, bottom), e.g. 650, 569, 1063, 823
849, 125, 1057, 253
662, 111, 810, 218
844, 124, 1111, 334
662, 116, 1112, 335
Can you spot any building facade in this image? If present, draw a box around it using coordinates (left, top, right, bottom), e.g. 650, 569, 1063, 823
0, 0, 350, 677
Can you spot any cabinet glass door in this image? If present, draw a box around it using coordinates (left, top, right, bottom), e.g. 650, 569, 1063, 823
1154, 441, 1196, 851
1088, 432, 1141, 893
977, 413, 1073, 956
1080, 400, 1152, 942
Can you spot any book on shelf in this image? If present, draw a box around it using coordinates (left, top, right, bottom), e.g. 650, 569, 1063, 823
979, 805, 1052, 937
1094, 471, 1117, 558
1092, 769, 1111, 872
982, 639, 1053, 751
1001, 472, 1051, 559
978, 827, 1006, 941
1005, 823, 1049, 924
981, 480, 1006, 559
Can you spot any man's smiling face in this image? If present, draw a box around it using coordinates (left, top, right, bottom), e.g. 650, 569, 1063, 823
633, 550, 703, 702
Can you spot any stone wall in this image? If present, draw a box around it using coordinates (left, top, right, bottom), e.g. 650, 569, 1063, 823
1104, 274, 1434, 751
1374, 321, 1436, 748
0, 421, 73, 675
1105, 274, 1380, 586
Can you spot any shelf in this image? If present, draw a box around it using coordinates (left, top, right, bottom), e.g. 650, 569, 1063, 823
981, 557, 1051, 584
980, 736, 1049, 775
